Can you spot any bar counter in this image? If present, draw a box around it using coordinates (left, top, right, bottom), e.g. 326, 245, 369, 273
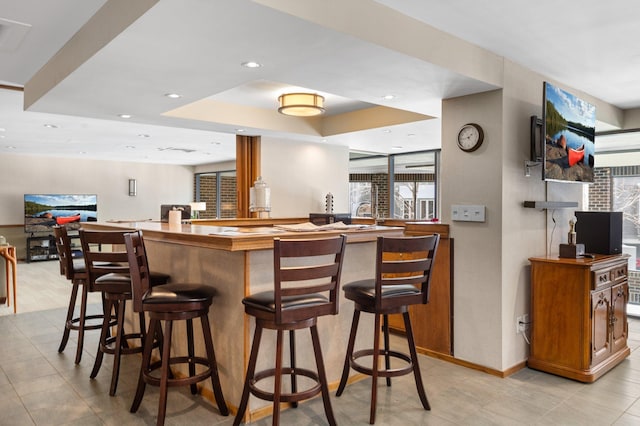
83, 220, 404, 420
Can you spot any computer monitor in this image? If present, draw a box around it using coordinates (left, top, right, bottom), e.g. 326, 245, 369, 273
160, 204, 191, 222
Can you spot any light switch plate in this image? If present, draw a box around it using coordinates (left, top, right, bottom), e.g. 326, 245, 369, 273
451, 204, 486, 222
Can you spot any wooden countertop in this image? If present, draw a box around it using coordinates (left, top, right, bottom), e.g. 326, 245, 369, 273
83, 221, 404, 251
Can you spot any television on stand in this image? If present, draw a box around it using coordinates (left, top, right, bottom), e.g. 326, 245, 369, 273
535, 82, 597, 183
24, 194, 97, 235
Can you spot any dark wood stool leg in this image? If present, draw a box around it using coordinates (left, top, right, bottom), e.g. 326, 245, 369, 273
200, 314, 229, 415
310, 324, 336, 426
370, 313, 381, 424
75, 283, 90, 364
234, 323, 264, 426
91, 297, 113, 380
403, 312, 430, 410
289, 330, 298, 408
383, 314, 391, 387
337, 309, 360, 396
187, 319, 197, 395
273, 329, 284, 426
157, 319, 173, 426
58, 281, 79, 354
109, 298, 127, 396
131, 318, 157, 413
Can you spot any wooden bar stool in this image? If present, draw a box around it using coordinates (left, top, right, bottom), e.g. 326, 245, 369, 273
124, 230, 228, 426
80, 229, 169, 396
233, 235, 347, 426
336, 235, 440, 424
53, 226, 110, 364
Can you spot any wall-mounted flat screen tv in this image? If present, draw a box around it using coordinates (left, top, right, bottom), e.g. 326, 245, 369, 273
543, 81, 596, 183
24, 194, 97, 234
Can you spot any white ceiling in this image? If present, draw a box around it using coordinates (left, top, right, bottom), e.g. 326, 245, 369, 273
0, 0, 639, 165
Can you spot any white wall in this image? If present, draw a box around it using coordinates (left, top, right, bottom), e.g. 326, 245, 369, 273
442, 89, 505, 370
442, 59, 621, 373
0, 153, 194, 258
260, 136, 349, 217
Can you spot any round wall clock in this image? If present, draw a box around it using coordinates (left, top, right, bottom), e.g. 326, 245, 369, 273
457, 123, 484, 152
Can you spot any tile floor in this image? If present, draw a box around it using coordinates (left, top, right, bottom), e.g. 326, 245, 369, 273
2, 261, 640, 425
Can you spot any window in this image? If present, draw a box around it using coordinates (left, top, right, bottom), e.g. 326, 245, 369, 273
194, 170, 236, 218
349, 150, 439, 220
594, 131, 640, 315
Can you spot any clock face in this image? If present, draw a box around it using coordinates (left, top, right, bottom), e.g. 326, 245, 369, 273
457, 123, 484, 152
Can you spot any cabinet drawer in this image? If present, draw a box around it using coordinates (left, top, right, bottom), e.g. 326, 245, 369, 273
612, 265, 628, 283
592, 264, 628, 290
592, 269, 611, 289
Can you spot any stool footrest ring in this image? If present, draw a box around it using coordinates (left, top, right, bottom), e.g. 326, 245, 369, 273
250, 367, 322, 403
66, 313, 105, 331
350, 348, 414, 378
143, 356, 214, 388
102, 332, 153, 356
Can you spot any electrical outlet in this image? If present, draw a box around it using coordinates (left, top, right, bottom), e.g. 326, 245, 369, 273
516, 315, 524, 334
516, 314, 530, 334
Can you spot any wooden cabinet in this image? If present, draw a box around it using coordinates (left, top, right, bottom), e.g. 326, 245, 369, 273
528, 255, 630, 382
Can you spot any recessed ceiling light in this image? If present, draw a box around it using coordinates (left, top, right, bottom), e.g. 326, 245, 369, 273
0, 127, 5, 132
211, 141, 221, 145
0, 135, 5, 139
382, 95, 396, 100
164, 93, 182, 99
241, 61, 262, 68
383, 129, 391, 133
44, 124, 58, 128
138, 134, 150, 138
391, 145, 403, 150
236, 128, 245, 132
6, 145, 15, 148
118, 114, 132, 119
407, 133, 415, 137
125, 145, 136, 149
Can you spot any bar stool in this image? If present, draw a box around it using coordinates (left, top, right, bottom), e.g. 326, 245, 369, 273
336, 234, 440, 424
53, 225, 109, 364
124, 230, 228, 425
79, 229, 169, 396
234, 235, 347, 426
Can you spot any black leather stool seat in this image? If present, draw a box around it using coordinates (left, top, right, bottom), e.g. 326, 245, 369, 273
142, 283, 217, 307
344, 279, 421, 299
93, 271, 170, 293
243, 291, 329, 313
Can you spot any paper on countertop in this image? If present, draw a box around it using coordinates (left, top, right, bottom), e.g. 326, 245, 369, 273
274, 221, 375, 232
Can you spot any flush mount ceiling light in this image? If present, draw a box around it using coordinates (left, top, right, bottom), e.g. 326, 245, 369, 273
241, 61, 262, 68
278, 93, 325, 117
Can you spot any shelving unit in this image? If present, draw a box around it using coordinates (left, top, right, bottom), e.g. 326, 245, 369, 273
26, 235, 58, 263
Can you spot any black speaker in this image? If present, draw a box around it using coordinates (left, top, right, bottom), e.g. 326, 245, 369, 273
574, 211, 622, 255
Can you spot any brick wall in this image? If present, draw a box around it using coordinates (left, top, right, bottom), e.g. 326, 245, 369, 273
196, 175, 217, 218
220, 175, 237, 218
589, 168, 611, 211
